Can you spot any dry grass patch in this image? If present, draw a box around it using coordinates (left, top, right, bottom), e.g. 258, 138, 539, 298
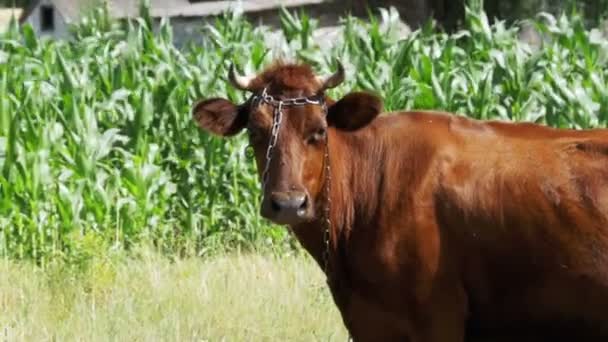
0, 252, 347, 341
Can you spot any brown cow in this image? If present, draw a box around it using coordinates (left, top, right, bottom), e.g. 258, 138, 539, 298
192, 61, 608, 341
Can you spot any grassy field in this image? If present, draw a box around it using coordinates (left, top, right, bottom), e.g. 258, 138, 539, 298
0, 250, 347, 341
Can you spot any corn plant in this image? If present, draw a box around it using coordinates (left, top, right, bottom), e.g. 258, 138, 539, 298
1, 1, 607, 264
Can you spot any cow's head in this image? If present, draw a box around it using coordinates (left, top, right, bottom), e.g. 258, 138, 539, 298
192, 61, 382, 225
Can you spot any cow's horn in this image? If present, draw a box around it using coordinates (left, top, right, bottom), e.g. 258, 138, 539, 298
317, 60, 345, 90
228, 63, 255, 91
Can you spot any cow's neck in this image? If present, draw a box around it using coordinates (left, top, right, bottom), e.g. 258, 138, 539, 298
289, 126, 384, 277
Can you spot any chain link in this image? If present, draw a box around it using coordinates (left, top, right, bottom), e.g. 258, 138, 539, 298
322, 137, 332, 275
261, 101, 283, 191
252, 87, 333, 278
255, 87, 324, 108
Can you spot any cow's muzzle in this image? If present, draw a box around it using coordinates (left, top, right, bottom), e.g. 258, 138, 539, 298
261, 191, 313, 225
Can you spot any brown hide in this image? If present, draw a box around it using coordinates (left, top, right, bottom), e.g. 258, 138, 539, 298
293, 111, 608, 341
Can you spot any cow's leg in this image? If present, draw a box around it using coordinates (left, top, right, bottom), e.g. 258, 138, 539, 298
329, 273, 467, 340
407, 282, 468, 342
341, 292, 410, 342
342, 293, 466, 342
407, 309, 466, 342
342, 292, 466, 342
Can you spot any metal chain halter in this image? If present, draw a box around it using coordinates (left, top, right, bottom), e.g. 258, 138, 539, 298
250, 87, 332, 275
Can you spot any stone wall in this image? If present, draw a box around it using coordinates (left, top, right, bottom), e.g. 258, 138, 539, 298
213, 0, 459, 31
165, 1, 417, 49
22, 0, 70, 39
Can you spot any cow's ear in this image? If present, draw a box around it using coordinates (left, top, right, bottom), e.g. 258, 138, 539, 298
327, 92, 382, 131
192, 98, 247, 136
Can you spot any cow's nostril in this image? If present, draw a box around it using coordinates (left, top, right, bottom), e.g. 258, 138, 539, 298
271, 198, 281, 212
299, 196, 308, 210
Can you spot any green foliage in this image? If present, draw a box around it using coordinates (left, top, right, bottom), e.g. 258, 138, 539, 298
0, 5, 286, 264
1, 2, 608, 263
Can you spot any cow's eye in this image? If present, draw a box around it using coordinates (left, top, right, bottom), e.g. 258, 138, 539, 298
308, 127, 327, 144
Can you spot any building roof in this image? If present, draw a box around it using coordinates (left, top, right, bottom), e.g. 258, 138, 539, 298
20, 0, 328, 23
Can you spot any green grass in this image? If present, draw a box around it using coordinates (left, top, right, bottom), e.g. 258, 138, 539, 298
0, 250, 347, 341
2, 0, 608, 263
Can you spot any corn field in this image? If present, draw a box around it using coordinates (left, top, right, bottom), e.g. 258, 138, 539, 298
1, 2, 608, 264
